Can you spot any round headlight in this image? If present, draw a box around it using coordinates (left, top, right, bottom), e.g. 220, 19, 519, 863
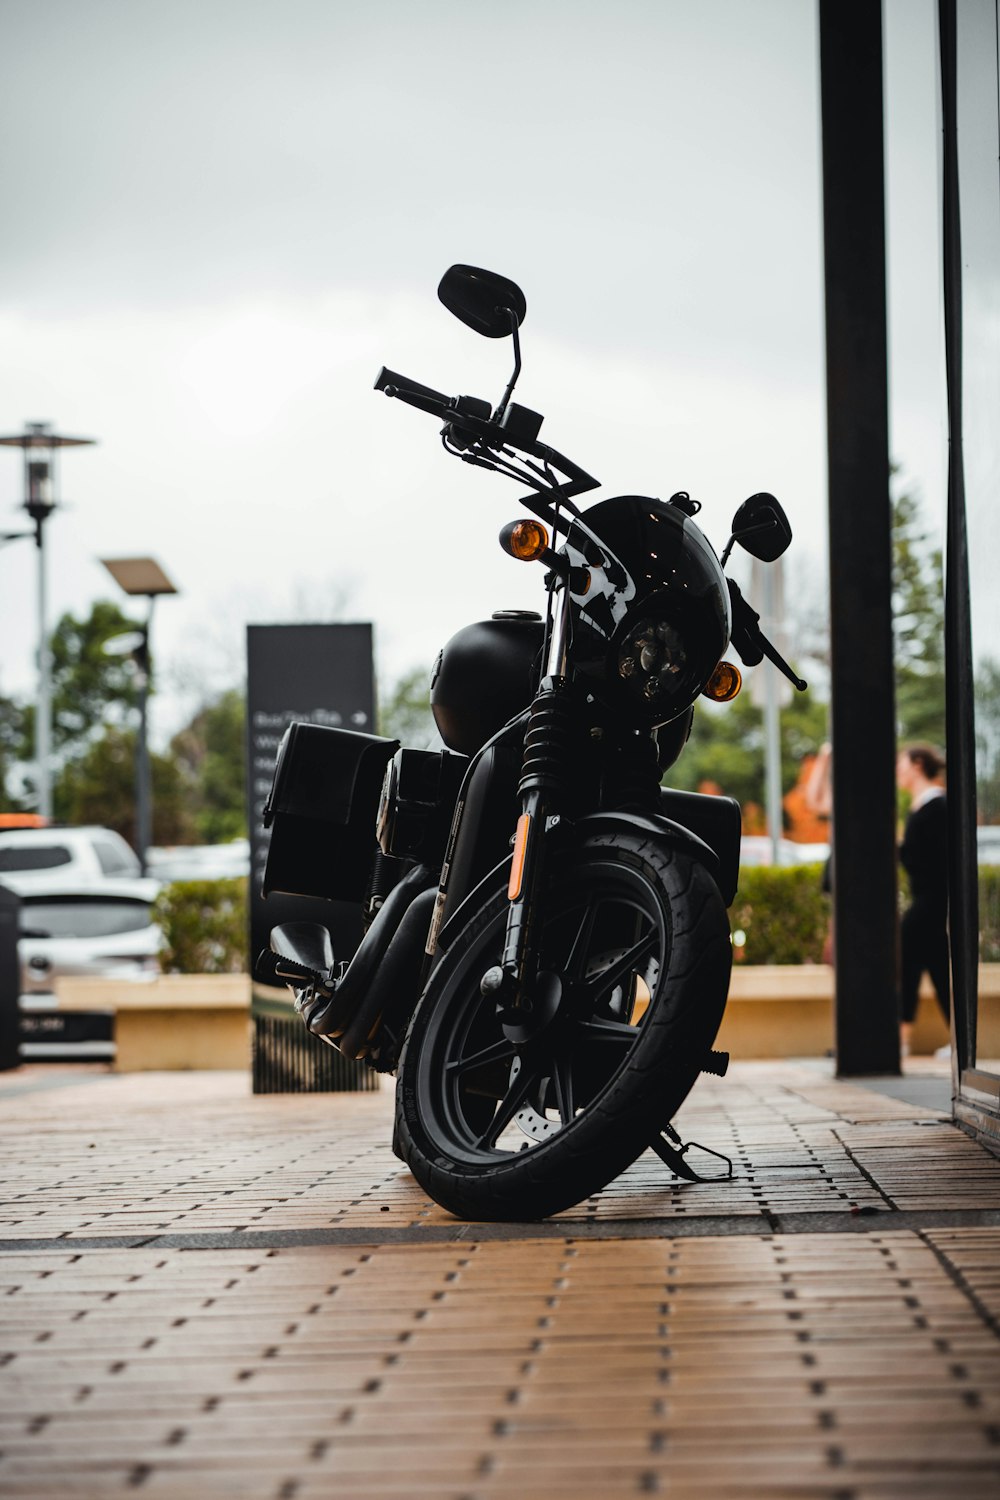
617, 618, 687, 703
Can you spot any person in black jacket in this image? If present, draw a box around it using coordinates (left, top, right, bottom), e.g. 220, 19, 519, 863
896, 743, 949, 1054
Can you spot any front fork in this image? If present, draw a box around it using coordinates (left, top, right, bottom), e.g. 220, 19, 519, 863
481, 577, 573, 1010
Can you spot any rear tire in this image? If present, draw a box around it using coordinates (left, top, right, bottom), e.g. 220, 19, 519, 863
394, 831, 731, 1221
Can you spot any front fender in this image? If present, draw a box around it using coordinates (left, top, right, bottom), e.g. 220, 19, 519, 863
577, 794, 741, 908
435, 792, 741, 960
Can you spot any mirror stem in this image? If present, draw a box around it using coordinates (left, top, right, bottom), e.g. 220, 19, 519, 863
493, 308, 522, 424
722, 518, 776, 568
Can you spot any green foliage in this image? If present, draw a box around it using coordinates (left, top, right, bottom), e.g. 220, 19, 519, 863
1, 599, 142, 810
980, 866, 1000, 964
730, 864, 830, 964
153, 877, 248, 974
379, 665, 436, 748
975, 656, 1000, 826
171, 690, 247, 842
56, 726, 193, 846
730, 862, 1000, 965
892, 489, 945, 744
149, 867, 997, 976
0, 691, 28, 812
668, 688, 829, 817
48, 599, 144, 756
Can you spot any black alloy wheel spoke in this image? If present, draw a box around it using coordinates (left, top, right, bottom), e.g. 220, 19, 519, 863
564, 901, 602, 981
577, 1016, 641, 1047
445, 1036, 518, 1079
552, 1052, 576, 1124
578, 928, 658, 1009
475, 1061, 543, 1150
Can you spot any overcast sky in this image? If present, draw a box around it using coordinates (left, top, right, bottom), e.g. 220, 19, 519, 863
0, 0, 943, 745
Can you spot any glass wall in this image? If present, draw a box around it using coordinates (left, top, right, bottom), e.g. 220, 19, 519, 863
957, 1, 1000, 1013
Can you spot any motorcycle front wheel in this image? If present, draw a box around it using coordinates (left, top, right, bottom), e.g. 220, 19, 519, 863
394, 830, 732, 1221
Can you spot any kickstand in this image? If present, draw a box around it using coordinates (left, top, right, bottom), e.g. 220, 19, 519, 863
650, 1121, 733, 1183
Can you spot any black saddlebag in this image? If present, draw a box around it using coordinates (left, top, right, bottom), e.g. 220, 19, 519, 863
262, 724, 398, 904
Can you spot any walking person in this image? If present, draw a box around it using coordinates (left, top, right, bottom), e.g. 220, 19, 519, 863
896, 744, 949, 1056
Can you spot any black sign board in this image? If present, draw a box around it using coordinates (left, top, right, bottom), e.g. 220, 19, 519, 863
0, 883, 21, 1071
246, 623, 376, 978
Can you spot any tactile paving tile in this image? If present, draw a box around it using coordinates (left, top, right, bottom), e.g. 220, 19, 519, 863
2, 1232, 1000, 1497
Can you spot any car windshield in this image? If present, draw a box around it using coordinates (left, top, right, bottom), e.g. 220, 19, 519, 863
19, 897, 153, 939
94, 839, 140, 876
0, 845, 73, 872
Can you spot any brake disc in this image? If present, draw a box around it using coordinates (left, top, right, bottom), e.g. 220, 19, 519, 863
510, 950, 659, 1143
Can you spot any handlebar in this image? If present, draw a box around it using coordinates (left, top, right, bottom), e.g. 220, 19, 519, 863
374, 364, 600, 502
374, 366, 455, 420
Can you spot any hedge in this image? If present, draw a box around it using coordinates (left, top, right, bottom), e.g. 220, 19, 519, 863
732, 863, 1000, 965
153, 877, 248, 975
150, 866, 1000, 974
980, 866, 1000, 963
730, 864, 830, 965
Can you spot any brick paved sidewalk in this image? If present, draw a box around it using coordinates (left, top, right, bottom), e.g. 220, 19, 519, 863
2, 1059, 999, 1498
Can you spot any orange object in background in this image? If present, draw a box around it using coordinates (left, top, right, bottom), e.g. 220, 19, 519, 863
0, 813, 47, 829
783, 753, 833, 845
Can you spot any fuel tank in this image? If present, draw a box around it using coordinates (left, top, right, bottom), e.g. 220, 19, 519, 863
430, 610, 544, 756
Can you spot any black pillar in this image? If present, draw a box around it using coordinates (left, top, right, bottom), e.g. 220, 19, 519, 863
939, 0, 979, 1079
819, 0, 900, 1075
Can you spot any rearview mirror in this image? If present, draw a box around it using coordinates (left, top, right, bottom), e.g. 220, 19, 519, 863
438, 264, 527, 339
729, 492, 792, 562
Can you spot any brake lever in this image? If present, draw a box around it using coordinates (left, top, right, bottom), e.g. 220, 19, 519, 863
726, 580, 807, 691
758, 632, 808, 692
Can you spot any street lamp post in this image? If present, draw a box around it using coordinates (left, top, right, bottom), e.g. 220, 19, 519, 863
99, 557, 179, 875
0, 423, 96, 821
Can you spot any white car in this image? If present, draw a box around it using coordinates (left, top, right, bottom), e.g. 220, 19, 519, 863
146, 839, 250, 883
739, 836, 831, 868
0, 824, 142, 887
979, 826, 1000, 866
0, 827, 160, 1060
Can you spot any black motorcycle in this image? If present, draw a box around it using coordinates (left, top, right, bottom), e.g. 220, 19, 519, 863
257, 265, 805, 1221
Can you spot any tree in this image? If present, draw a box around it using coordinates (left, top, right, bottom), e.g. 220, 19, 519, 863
0, 691, 28, 813
170, 690, 247, 843
892, 489, 945, 745
2, 600, 144, 813
666, 686, 829, 828
379, 665, 437, 748
57, 726, 192, 846
48, 599, 145, 757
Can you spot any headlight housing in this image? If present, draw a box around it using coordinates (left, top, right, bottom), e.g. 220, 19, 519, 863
617, 617, 688, 704
609, 601, 720, 725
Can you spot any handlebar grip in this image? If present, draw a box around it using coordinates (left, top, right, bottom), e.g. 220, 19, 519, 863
374, 366, 454, 419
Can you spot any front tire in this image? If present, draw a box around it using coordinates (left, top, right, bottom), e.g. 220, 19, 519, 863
394, 831, 731, 1221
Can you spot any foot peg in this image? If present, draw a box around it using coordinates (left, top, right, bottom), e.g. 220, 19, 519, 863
650, 1121, 733, 1183
256, 923, 351, 1035
701, 1049, 729, 1077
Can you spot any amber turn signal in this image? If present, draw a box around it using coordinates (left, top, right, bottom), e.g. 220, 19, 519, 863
703, 660, 742, 702
508, 812, 531, 900
500, 518, 549, 561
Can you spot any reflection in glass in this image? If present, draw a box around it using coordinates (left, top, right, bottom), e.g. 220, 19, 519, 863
956, 3, 1000, 978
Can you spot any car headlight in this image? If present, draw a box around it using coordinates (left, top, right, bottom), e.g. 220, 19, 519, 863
617, 617, 688, 703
